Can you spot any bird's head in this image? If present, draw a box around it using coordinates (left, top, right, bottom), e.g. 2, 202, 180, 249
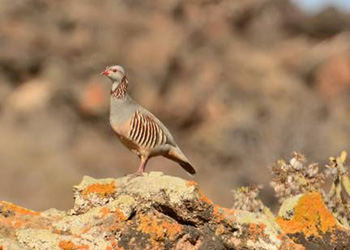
101, 65, 126, 83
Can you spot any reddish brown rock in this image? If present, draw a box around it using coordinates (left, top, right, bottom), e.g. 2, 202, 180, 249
316, 52, 350, 100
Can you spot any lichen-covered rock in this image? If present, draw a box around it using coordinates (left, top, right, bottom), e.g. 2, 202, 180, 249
0, 172, 302, 250
277, 192, 350, 249
2, 171, 350, 249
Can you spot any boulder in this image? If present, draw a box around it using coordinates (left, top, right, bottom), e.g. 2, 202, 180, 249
0, 172, 300, 250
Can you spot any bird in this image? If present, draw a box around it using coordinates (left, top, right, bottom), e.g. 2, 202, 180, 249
101, 65, 196, 176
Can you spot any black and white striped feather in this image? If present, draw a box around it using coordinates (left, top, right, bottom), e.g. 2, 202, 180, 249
128, 110, 168, 148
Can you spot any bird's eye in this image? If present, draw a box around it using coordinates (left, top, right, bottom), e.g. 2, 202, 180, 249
112, 69, 117, 73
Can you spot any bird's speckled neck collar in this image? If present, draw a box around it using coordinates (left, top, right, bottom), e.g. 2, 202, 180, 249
111, 76, 128, 99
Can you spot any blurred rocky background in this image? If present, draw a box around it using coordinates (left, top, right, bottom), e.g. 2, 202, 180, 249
0, 0, 349, 211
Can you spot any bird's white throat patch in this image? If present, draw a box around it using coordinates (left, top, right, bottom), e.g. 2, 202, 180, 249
111, 82, 119, 92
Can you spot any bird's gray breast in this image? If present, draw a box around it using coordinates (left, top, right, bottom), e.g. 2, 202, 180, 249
109, 98, 136, 127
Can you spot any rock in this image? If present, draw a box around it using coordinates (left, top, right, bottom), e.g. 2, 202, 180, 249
4, 79, 53, 115
78, 79, 109, 116
316, 52, 350, 101
277, 192, 350, 249
0, 172, 302, 250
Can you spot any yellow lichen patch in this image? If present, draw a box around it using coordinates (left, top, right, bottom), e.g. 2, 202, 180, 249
58, 240, 89, 250
81, 181, 115, 198
137, 213, 182, 242
0, 201, 39, 216
276, 192, 337, 238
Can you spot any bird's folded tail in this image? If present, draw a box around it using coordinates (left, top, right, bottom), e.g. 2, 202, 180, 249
166, 147, 196, 176
179, 161, 196, 176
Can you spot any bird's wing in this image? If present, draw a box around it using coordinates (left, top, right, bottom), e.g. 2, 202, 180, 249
127, 110, 176, 149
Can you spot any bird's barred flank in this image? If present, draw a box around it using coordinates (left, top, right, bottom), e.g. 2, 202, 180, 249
129, 111, 166, 148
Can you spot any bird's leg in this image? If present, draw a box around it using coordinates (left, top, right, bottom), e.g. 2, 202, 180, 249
135, 157, 148, 176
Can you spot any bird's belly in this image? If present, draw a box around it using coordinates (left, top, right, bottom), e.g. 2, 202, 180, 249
116, 133, 167, 157
110, 122, 138, 153
116, 133, 139, 151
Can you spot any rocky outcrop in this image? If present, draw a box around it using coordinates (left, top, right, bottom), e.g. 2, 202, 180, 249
1, 171, 349, 250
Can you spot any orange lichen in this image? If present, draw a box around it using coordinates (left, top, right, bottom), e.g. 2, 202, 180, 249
59, 240, 89, 250
110, 238, 121, 249
213, 205, 235, 222
213, 205, 223, 220
276, 192, 337, 238
137, 213, 182, 242
59, 241, 75, 250
111, 243, 125, 250
198, 189, 213, 205
186, 181, 213, 205
215, 224, 226, 235
0, 201, 39, 216
0, 201, 50, 233
13, 220, 24, 228
220, 207, 235, 216
248, 223, 267, 242
186, 180, 197, 187
81, 181, 115, 198
276, 232, 306, 249
277, 234, 284, 240
82, 224, 91, 234
100, 207, 110, 218
0, 217, 26, 229
279, 240, 306, 250
115, 207, 127, 221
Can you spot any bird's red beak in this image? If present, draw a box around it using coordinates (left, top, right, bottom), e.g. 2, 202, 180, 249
101, 70, 110, 76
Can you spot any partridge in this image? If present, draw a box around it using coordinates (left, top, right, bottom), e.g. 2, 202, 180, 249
101, 65, 196, 176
